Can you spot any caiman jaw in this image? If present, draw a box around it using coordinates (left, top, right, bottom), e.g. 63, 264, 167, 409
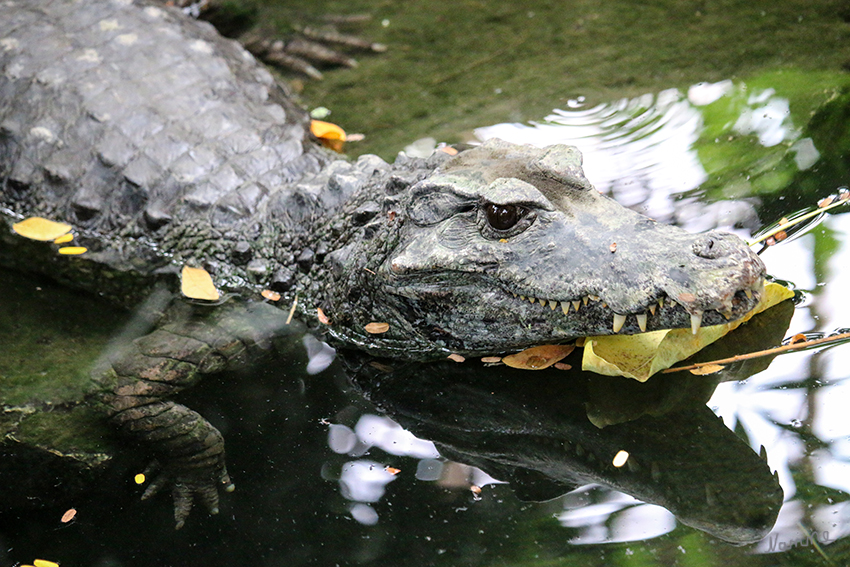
505, 275, 765, 336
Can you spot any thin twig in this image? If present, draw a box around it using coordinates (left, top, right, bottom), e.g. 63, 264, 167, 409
286, 295, 298, 325
748, 198, 848, 247
662, 331, 850, 374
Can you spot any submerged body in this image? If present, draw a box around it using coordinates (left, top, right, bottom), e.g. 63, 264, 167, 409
1, 0, 766, 526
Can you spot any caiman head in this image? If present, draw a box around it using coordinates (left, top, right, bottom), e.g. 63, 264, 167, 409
320, 139, 765, 359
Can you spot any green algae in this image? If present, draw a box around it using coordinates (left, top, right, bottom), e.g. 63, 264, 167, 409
275, 0, 850, 159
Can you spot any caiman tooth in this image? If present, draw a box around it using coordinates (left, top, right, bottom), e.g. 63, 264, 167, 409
658, 297, 664, 309
648, 304, 657, 316
759, 445, 768, 462
510, 291, 517, 297
528, 296, 537, 304
636, 313, 647, 332
589, 295, 600, 302
613, 313, 626, 333
582, 296, 589, 306
561, 301, 570, 315
519, 295, 526, 301
572, 300, 581, 312
690, 311, 703, 334
539, 298, 547, 307
745, 289, 753, 299
549, 301, 558, 311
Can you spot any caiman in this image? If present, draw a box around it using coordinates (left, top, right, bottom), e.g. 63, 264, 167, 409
0, 0, 766, 527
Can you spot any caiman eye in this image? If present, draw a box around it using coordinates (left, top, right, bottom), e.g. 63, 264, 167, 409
485, 203, 520, 230
477, 201, 536, 239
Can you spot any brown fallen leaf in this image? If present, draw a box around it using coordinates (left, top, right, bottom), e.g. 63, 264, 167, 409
554, 362, 572, 370
480, 356, 502, 363
447, 353, 465, 362
364, 322, 390, 334
261, 289, 281, 302
502, 344, 575, 370
317, 307, 329, 324
609, 242, 617, 253
689, 363, 725, 375
60, 508, 77, 523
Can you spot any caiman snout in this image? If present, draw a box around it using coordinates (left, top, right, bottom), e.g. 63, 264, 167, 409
691, 233, 744, 260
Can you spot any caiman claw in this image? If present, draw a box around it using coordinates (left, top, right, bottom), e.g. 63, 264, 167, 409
140, 459, 235, 529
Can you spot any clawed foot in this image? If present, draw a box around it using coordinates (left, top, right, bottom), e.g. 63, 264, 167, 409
140, 459, 235, 529
172, 0, 386, 79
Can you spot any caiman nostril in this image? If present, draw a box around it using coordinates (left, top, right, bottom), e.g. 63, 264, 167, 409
692, 236, 723, 259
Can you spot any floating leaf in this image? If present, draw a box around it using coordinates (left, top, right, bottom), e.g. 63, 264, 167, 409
34, 561, 60, 567
553, 362, 572, 370
180, 266, 219, 301
582, 282, 794, 381
364, 322, 389, 334
134, 473, 146, 484
57, 246, 87, 255
261, 289, 281, 302
447, 353, 465, 362
481, 356, 502, 363
502, 344, 575, 370
53, 233, 74, 244
385, 467, 401, 475
60, 508, 77, 523
12, 217, 72, 241
689, 364, 725, 375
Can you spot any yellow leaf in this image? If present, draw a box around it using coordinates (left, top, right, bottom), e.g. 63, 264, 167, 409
310, 120, 346, 152
12, 217, 72, 241
53, 233, 74, 244
582, 282, 794, 381
57, 246, 87, 255
34, 560, 60, 567
502, 344, 575, 370
134, 473, 146, 484
180, 266, 220, 301
310, 120, 346, 141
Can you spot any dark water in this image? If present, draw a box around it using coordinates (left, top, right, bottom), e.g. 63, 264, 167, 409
3, 1, 850, 566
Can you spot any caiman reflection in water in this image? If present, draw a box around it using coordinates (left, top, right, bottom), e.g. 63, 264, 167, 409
345, 297, 795, 545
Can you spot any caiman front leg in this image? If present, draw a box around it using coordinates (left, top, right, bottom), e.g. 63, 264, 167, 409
94, 302, 288, 528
